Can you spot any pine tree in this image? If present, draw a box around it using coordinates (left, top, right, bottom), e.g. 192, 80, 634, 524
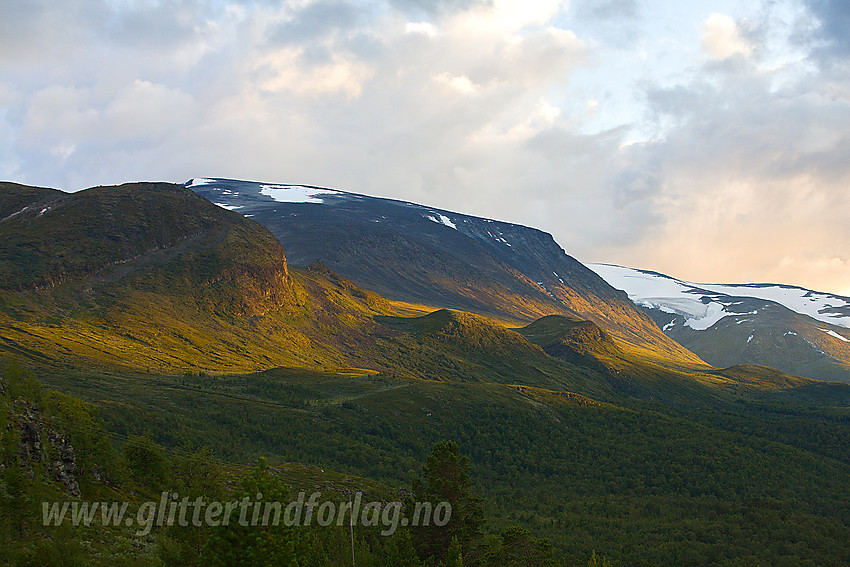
410, 441, 483, 563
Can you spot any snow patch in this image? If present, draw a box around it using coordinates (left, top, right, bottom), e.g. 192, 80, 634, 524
2, 205, 30, 221
821, 328, 850, 342
587, 263, 850, 330
424, 213, 457, 230
260, 185, 341, 203
693, 283, 850, 329
186, 178, 215, 187
214, 203, 243, 211
536, 281, 556, 300
685, 302, 729, 330
588, 265, 734, 330
747, 335, 753, 343
486, 229, 512, 245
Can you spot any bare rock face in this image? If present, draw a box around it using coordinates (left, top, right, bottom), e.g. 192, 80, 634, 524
19, 418, 41, 461
13, 401, 41, 480
11, 401, 82, 498
47, 431, 81, 498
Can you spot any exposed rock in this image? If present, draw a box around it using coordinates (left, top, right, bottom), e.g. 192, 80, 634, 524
19, 419, 42, 461
8, 401, 82, 498
47, 430, 81, 498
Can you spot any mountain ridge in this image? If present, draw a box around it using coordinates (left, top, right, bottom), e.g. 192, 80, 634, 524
0, 179, 822, 404
587, 263, 850, 383
186, 177, 703, 366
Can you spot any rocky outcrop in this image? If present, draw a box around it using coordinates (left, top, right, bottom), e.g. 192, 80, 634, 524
47, 430, 81, 498
10, 400, 81, 498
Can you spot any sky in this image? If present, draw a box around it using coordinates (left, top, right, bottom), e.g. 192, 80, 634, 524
2, 0, 849, 295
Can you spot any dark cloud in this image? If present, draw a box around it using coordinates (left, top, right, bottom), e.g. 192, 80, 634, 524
800, 0, 850, 61
0, 0, 223, 70
266, 0, 371, 45
645, 84, 708, 121
387, 0, 493, 18
102, 0, 215, 49
0, 0, 110, 63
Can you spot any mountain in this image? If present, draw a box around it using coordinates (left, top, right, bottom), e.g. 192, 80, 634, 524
0, 179, 818, 400
587, 263, 850, 383
0, 181, 621, 396
186, 178, 701, 365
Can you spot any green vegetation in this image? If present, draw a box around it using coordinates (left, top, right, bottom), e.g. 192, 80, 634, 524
3, 359, 844, 566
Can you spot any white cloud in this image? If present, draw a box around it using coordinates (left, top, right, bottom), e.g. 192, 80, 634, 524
405, 21, 438, 36
105, 80, 195, 140
450, 0, 566, 36
253, 48, 374, 98
434, 73, 479, 94
701, 13, 754, 60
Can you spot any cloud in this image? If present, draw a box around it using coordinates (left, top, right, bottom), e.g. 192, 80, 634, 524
567, 0, 640, 48
405, 21, 439, 36
800, 0, 850, 61
252, 47, 374, 98
616, 52, 850, 292
388, 0, 494, 18
265, 0, 370, 45
3, 0, 850, 294
701, 13, 754, 60
572, 0, 638, 21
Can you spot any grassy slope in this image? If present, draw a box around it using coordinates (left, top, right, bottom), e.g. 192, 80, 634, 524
517, 315, 819, 406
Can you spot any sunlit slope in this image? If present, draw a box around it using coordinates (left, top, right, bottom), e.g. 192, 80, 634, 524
518, 315, 816, 403
0, 182, 325, 372
188, 178, 703, 366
